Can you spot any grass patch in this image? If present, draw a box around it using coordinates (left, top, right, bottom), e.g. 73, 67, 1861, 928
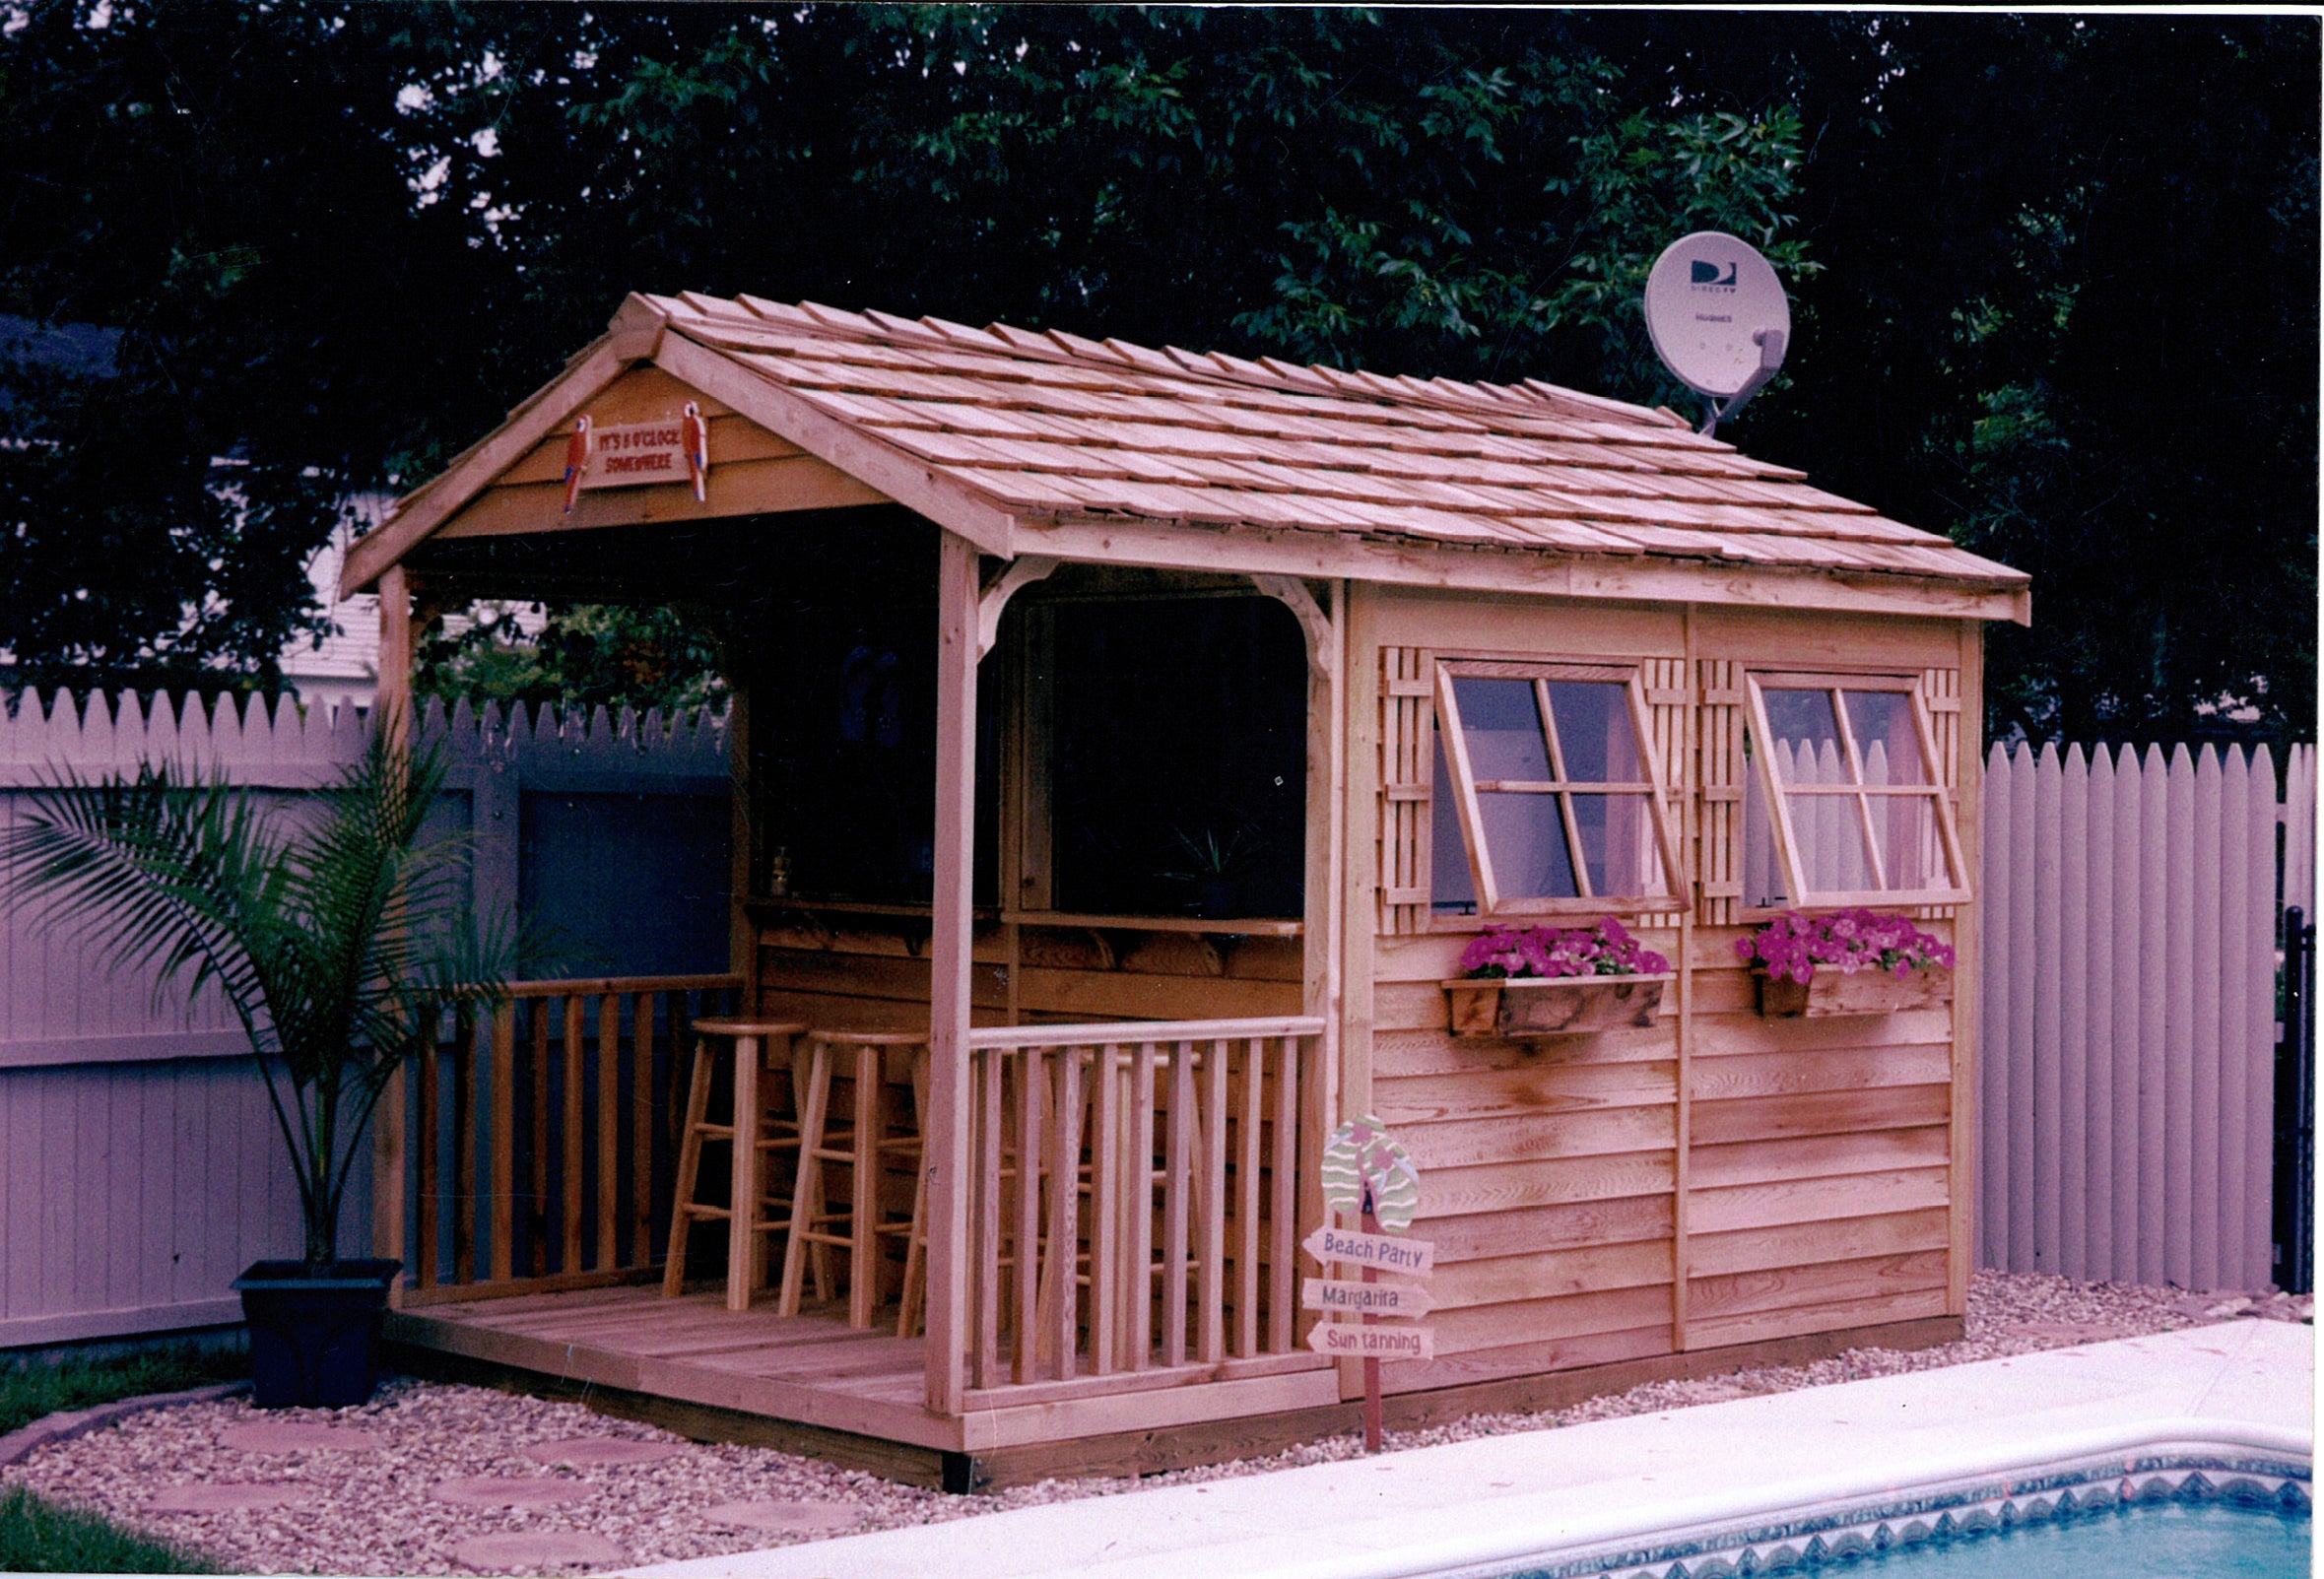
0, 1485, 208, 1573
0, 1346, 247, 1439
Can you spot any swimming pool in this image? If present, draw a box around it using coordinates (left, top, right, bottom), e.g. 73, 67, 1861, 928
1495, 1451, 2311, 1579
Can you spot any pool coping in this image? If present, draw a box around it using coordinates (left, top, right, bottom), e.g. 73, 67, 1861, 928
618, 1320, 2313, 1579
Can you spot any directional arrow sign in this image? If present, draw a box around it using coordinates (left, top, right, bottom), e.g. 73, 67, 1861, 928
1302, 1278, 1436, 1317
1303, 1224, 1434, 1277
1306, 1322, 1435, 1361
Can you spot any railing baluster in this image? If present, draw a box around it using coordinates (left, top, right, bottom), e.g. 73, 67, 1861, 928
490, 1003, 515, 1283
1163, 1040, 1193, 1368
530, 998, 551, 1277
1270, 1034, 1297, 1353
1012, 1046, 1043, 1383
561, 994, 586, 1275
417, 1017, 441, 1288
631, 990, 655, 1271
454, 1009, 479, 1285
1199, 1036, 1228, 1365
597, 993, 620, 1272
1047, 1045, 1084, 1380
1091, 1042, 1121, 1376
1132, 1041, 1157, 1370
976, 1046, 1004, 1390
1237, 1035, 1263, 1359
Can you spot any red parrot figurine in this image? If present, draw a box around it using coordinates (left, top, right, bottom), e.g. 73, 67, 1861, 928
561, 415, 593, 512
681, 401, 710, 501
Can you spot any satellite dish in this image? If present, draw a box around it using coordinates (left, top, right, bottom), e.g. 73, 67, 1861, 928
1642, 230, 1791, 437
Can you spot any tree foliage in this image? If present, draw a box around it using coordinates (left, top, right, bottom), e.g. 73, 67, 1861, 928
0, 5, 2311, 743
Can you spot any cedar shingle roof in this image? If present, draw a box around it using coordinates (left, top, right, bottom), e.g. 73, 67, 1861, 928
634, 291, 2025, 591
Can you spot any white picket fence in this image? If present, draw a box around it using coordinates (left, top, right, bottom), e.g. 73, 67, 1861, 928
1979, 741, 2315, 1291
0, 690, 731, 1347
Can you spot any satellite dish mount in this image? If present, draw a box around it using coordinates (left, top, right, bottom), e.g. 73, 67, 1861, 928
1640, 232, 1793, 439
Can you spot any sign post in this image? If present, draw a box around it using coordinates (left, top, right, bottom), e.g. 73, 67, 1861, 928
1307, 1116, 1430, 1453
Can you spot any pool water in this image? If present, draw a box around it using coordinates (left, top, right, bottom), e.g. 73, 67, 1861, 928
1843, 1498, 2310, 1578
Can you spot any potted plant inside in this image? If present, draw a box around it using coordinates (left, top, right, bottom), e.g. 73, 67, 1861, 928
1738, 908, 1956, 1018
1443, 919, 1673, 1040
2, 731, 516, 1407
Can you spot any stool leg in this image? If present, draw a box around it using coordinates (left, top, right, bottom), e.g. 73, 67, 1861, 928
777, 1039, 832, 1317
726, 1035, 762, 1312
850, 1042, 882, 1329
662, 1036, 716, 1298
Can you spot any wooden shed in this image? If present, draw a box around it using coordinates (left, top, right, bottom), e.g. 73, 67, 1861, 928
343, 292, 2030, 1489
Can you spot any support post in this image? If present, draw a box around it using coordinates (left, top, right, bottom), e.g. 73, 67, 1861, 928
925, 532, 981, 1415
372, 566, 414, 1286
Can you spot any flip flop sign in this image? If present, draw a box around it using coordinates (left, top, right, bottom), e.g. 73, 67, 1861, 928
1304, 1116, 1434, 1364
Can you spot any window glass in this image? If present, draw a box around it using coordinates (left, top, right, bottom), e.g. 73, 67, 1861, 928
1478, 791, 1579, 898
1844, 691, 1926, 784
1744, 676, 1965, 905
1451, 678, 1551, 780
1433, 662, 1682, 915
1544, 681, 1638, 782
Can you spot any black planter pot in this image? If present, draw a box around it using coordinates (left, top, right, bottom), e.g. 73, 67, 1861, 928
232, 1259, 401, 1409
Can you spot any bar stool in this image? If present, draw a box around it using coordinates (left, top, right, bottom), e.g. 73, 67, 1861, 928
777, 1029, 929, 1330
663, 1018, 810, 1311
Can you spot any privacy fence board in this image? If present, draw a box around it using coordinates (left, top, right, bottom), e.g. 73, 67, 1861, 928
1979, 742, 2312, 1290
0, 691, 729, 1347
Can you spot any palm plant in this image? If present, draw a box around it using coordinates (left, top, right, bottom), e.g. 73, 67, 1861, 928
0, 730, 513, 1270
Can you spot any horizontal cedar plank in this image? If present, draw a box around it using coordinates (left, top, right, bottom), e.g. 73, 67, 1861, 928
1687, 1209, 1953, 1279
1375, 980, 1677, 1038
1689, 1167, 1949, 1234
760, 949, 989, 1006
1420, 1150, 1675, 1217
1380, 1323, 1673, 1395
1691, 1085, 1952, 1147
1685, 1286, 1951, 1350
755, 991, 936, 1032
1017, 966, 1298, 1021
1689, 1125, 1951, 1189
1687, 1044, 1952, 1101
1374, 1061, 1677, 1125
1371, 1024, 1676, 1075
1421, 1195, 1676, 1261
1431, 1283, 1673, 1352
1428, 1238, 1674, 1308
1689, 1008, 1955, 1056
1400, 1106, 1675, 1171
1224, 937, 1305, 982
762, 927, 1010, 964
1688, 1250, 1950, 1321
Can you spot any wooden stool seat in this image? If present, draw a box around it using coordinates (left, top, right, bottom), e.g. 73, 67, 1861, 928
778, 1030, 931, 1330
664, 1019, 810, 1311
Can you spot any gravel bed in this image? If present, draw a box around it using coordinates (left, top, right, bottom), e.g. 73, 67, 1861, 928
2, 1270, 2305, 1576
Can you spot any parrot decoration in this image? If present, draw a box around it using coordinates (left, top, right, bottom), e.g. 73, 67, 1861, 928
681, 401, 710, 502
561, 415, 594, 512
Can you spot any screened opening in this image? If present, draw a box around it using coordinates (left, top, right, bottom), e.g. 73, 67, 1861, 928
1430, 660, 1684, 917
1742, 672, 1968, 909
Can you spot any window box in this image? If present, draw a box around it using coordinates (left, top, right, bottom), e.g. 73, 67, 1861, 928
1753, 963, 1953, 1019
1444, 972, 1674, 1039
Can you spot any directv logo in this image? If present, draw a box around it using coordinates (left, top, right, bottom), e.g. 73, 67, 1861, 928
1690, 259, 1739, 291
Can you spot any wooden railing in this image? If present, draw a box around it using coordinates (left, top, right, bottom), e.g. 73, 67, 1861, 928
394, 974, 743, 1304
959, 1016, 1326, 1403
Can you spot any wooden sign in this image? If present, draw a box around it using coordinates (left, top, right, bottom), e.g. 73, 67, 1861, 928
1306, 1323, 1435, 1361
1302, 1278, 1434, 1317
1303, 1224, 1434, 1277
581, 419, 690, 490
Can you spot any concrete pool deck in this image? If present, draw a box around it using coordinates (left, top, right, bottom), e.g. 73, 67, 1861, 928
618, 1321, 2313, 1579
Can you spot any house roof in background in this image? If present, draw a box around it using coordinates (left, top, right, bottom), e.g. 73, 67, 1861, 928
355, 292, 2028, 619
